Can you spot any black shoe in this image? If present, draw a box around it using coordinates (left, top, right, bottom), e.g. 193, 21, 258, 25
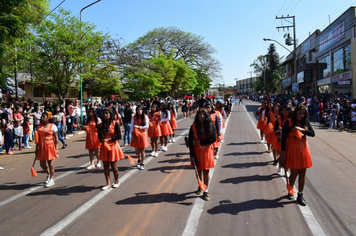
203, 192, 210, 201
184, 136, 189, 148
136, 160, 142, 168
195, 187, 203, 196
61, 144, 67, 149
296, 193, 307, 206
287, 194, 294, 200
273, 160, 278, 166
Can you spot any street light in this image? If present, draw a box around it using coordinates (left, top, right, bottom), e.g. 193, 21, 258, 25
263, 38, 292, 53
79, 0, 102, 126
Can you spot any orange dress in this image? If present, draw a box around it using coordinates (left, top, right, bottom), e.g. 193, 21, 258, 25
285, 122, 313, 169
210, 113, 221, 148
37, 123, 58, 161
130, 116, 150, 148
160, 112, 173, 136
256, 108, 265, 130
85, 120, 101, 149
99, 121, 124, 162
169, 110, 178, 130
217, 108, 225, 128
191, 122, 215, 170
148, 112, 162, 138
266, 113, 276, 145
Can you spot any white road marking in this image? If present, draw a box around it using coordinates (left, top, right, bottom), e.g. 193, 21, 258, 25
243, 104, 326, 236
182, 106, 232, 236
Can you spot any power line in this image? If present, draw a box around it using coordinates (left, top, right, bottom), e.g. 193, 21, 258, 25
36, 0, 67, 25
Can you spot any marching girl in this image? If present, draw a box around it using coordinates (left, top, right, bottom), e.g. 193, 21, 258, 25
265, 101, 274, 153
84, 108, 102, 170
215, 101, 227, 143
267, 102, 280, 164
130, 105, 150, 170
148, 104, 161, 157
159, 103, 173, 152
280, 105, 315, 206
188, 108, 216, 201
206, 103, 222, 159
273, 105, 292, 175
168, 102, 178, 143
256, 101, 267, 142
98, 108, 123, 190
35, 112, 59, 188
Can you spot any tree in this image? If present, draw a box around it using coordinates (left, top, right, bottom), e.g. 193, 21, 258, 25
30, 9, 107, 104
0, 0, 48, 86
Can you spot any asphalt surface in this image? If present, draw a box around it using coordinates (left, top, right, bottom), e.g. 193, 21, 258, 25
0, 100, 355, 236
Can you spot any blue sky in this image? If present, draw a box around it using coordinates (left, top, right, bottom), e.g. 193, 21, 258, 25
50, 0, 354, 87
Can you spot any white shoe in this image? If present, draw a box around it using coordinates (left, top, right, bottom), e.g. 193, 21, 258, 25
139, 164, 145, 170
172, 138, 175, 143
220, 140, 224, 143
150, 151, 155, 156
277, 167, 283, 176
45, 179, 55, 187
168, 138, 172, 143
101, 185, 110, 191
163, 146, 167, 152
0, 166, 4, 170
112, 182, 120, 188
214, 155, 219, 159
24, 146, 32, 149
64, 137, 69, 140
96, 162, 102, 168
45, 175, 51, 184
86, 165, 95, 170
154, 152, 158, 157
159, 146, 164, 151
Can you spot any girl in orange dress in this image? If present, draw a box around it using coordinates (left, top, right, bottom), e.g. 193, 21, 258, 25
159, 103, 173, 152
131, 105, 150, 170
168, 102, 178, 143
280, 105, 315, 206
264, 101, 273, 151
98, 108, 124, 191
84, 108, 102, 170
273, 105, 292, 175
206, 103, 222, 159
256, 101, 267, 142
215, 101, 226, 143
188, 108, 216, 201
35, 112, 58, 188
148, 104, 161, 157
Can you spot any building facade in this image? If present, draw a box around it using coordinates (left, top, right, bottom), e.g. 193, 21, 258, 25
236, 77, 256, 95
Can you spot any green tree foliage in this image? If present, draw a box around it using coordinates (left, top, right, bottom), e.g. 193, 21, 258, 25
30, 9, 107, 103
250, 44, 284, 93
0, 0, 48, 86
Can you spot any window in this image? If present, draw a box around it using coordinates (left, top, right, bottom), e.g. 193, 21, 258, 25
308, 51, 313, 62
318, 55, 331, 79
333, 45, 351, 75
345, 45, 351, 71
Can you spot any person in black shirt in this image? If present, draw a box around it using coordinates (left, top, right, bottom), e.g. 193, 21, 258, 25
123, 104, 133, 146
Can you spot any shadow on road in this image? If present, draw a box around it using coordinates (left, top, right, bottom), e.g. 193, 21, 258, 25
207, 197, 293, 215
223, 151, 265, 156
0, 182, 34, 191
147, 165, 191, 174
162, 152, 189, 158
221, 161, 270, 169
158, 158, 189, 164
115, 191, 196, 206
27, 185, 98, 196
220, 174, 279, 185
227, 142, 259, 145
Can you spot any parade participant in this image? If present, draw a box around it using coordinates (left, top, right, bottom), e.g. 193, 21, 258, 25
273, 105, 292, 175
256, 101, 267, 142
35, 112, 59, 187
280, 105, 315, 206
159, 103, 173, 152
181, 99, 188, 118
84, 108, 102, 169
52, 105, 67, 149
267, 102, 280, 164
123, 103, 133, 146
265, 101, 273, 153
148, 104, 161, 157
188, 108, 216, 201
98, 108, 123, 190
215, 101, 227, 142
206, 103, 222, 159
168, 102, 178, 143
130, 105, 150, 170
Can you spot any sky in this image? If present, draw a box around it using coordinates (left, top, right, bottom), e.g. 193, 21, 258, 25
49, 0, 355, 87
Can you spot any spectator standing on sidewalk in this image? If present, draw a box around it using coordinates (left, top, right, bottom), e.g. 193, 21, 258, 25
329, 104, 338, 129
67, 101, 77, 134
22, 116, 31, 149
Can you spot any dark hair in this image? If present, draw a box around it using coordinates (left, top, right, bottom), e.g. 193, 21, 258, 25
101, 108, 113, 134
291, 105, 308, 128
150, 104, 159, 117
53, 105, 60, 115
41, 112, 49, 123
205, 103, 216, 113
194, 109, 214, 138
161, 103, 168, 118
87, 108, 99, 130
135, 105, 146, 126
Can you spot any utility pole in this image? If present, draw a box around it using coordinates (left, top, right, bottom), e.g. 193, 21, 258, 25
276, 15, 297, 93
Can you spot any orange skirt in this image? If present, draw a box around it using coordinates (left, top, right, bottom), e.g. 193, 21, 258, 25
271, 132, 281, 150
257, 117, 265, 130
148, 122, 162, 138
213, 133, 221, 148
131, 129, 150, 148
191, 144, 215, 170
170, 119, 178, 130
266, 123, 274, 144
99, 141, 124, 162
85, 131, 101, 149
160, 121, 173, 136
37, 140, 58, 161
286, 139, 312, 169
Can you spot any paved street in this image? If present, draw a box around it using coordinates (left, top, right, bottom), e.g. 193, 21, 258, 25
0, 100, 355, 236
